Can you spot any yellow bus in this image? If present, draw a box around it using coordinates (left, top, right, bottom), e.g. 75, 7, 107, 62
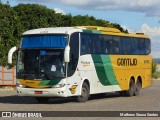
8, 26, 152, 102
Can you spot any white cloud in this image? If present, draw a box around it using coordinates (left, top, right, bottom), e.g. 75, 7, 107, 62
123, 23, 160, 38
16, 0, 160, 17
16, 0, 53, 3
53, 0, 160, 17
139, 24, 160, 58
54, 0, 89, 6
54, 8, 66, 15
140, 24, 160, 37
152, 51, 160, 58
122, 26, 135, 33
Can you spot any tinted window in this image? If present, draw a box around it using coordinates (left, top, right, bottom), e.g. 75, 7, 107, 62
112, 36, 120, 54
131, 38, 139, 55
81, 33, 102, 55
80, 33, 151, 55
123, 37, 132, 54
68, 32, 79, 77
145, 39, 151, 54
103, 35, 112, 54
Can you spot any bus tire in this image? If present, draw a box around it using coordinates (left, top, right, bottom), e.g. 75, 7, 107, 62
76, 82, 90, 102
134, 80, 142, 96
35, 97, 50, 103
126, 78, 136, 97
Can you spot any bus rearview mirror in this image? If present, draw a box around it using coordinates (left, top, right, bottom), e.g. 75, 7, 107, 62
64, 45, 70, 63
8, 46, 17, 64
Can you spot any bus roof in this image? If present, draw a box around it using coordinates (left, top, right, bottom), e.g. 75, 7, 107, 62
76, 26, 149, 39
23, 26, 149, 39
22, 27, 82, 35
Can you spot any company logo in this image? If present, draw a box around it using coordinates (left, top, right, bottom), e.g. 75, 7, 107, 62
2, 112, 11, 117
81, 61, 91, 67
117, 58, 137, 66
144, 60, 150, 64
69, 85, 78, 94
26, 82, 35, 84
1, 112, 42, 118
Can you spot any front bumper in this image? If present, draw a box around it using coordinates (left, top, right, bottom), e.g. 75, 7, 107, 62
17, 87, 67, 97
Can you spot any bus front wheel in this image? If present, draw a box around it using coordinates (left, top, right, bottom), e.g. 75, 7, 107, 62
76, 82, 90, 102
126, 79, 136, 97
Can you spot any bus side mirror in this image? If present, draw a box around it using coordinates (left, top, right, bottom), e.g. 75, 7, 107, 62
8, 46, 17, 64
64, 45, 70, 63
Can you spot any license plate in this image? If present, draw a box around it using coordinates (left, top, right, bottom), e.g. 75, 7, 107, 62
35, 91, 43, 94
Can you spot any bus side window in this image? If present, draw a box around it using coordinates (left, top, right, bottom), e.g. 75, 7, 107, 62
95, 39, 99, 53
81, 38, 86, 55
101, 39, 109, 54
145, 39, 151, 54
113, 42, 119, 54
131, 38, 138, 55
68, 32, 79, 77
97, 35, 102, 53
81, 34, 89, 55
119, 38, 123, 54
91, 36, 95, 53
138, 39, 145, 54
105, 41, 110, 54
89, 34, 100, 54
88, 36, 92, 54
112, 36, 120, 54
123, 37, 132, 54
103, 35, 111, 54
91, 35, 101, 54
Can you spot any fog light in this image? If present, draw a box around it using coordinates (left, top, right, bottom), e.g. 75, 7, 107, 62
52, 84, 65, 88
17, 90, 22, 94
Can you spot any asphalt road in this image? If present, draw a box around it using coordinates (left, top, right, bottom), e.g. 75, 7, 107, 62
0, 80, 160, 120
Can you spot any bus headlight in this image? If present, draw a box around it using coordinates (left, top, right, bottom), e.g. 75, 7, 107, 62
16, 82, 26, 88
52, 84, 65, 88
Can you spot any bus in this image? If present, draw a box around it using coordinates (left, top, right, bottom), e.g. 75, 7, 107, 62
8, 26, 152, 102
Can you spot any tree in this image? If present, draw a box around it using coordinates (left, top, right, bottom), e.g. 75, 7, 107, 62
152, 60, 158, 78
0, 3, 128, 66
0, 3, 22, 66
110, 23, 128, 33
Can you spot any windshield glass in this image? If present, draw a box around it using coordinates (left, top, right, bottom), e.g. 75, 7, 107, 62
17, 49, 65, 80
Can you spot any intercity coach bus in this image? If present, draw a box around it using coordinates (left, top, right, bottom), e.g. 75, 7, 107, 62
8, 26, 152, 102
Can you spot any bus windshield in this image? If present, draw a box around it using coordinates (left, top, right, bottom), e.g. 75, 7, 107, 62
17, 49, 65, 80
17, 34, 67, 80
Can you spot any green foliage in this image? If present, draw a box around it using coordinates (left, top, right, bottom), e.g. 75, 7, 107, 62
0, 3, 23, 66
0, 2, 128, 67
152, 60, 157, 74
156, 71, 160, 79
13, 4, 72, 28
110, 23, 128, 33
152, 60, 160, 79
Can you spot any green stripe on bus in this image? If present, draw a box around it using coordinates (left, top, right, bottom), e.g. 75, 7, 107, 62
83, 30, 101, 34
39, 79, 61, 86
91, 55, 119, 86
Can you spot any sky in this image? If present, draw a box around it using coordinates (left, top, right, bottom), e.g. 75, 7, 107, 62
2, 0, 160, 58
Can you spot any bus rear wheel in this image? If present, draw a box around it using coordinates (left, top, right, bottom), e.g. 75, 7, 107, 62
76, 82, 90, 102
134, 80, 142, 96
35, 97, 50, 103
126, 79, 136, 97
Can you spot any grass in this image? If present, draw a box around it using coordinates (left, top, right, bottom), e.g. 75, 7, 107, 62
152, 71, 160, 79
157, 71, 160, 78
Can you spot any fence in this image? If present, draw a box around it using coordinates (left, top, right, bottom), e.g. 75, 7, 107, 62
0, 66, 16, 86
